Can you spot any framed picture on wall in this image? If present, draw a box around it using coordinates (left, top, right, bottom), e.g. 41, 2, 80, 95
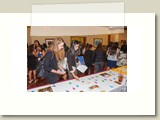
45, 39, 54, 46
93, 38, 103, 47
70, 36, 86, 45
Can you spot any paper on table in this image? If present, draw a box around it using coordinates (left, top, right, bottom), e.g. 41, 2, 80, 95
77, 65, 88, 73
88, 85, 106, 92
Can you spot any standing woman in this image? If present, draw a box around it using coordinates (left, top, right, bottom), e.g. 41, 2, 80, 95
84, 44, 94, 75
106, 42, 119, 70
27, 40, 41, 59
44, 38, 66, 84
67, 40, 80, 80
27, 46, 38, 83
93, 43, 106, 73
27, 40, 40, 50
33, 40, 41, 49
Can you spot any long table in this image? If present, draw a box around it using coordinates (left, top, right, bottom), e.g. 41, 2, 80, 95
28, 66, 127, 92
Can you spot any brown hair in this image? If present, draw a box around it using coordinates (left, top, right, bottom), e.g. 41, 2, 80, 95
88, 44, 93, 49
47, 37, 65, 61
95, 43, 104, 51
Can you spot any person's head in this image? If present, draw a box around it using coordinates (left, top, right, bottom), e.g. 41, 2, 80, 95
96, 42, 104, 51
71, 40, 80, 51
27, 45, 36, 56
48, 37, 65, 61
34, 40, 40, 47
86, 43, 89, 49
48, 38, 64, 51
120, 45, 127, 53
122, 41, 126, 45
68, 40, 80, 55
41, 46, 46, 52
109, 42, 118, 55
43, 43, 47, 49
41, 46, 46, 57
110, 42, 118, 49
88, 44, 93, 50
106, 42, 112, 51
108, 42, 113, 47
36, 46, 41, 52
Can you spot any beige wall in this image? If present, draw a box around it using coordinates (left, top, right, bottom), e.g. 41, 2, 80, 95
118, 30, 127, 42
86, 34, 108, 47
30, 26, 124, 36
118, 30, 127, 46
110, 30, 127, 43
27, 27, 31, 45
30, 36, 70, 46
28, 30, 127, 47
110, 34, 119, 42
30, 34, 108, 47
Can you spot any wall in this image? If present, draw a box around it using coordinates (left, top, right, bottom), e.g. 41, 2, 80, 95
30, 34, 108, 47
118, 30, 127, 47
30, 26, 124, 36
118, 30, 127, 42
28, 29, 127, 47
27, 26, 31, 45
110, 33, 119, 42
30, 36, 70, 46
86, 34, 108, 47
110, 30, 127, 43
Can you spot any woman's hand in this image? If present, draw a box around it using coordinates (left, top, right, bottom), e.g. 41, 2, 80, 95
71, 72, 79, 80
74, 76, 79, 80
106, 49, 109, 55
56, 69, 64, 75
58, 65, 64, 69
51, 69, 64, 75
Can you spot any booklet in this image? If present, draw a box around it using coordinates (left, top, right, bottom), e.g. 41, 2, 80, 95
77, 64, 88, 73
88, 85, 106, 92
38, 86, 53, 92
77, 56, 85, 65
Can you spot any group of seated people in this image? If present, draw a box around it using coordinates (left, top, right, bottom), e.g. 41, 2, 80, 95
27, 38, 127, 84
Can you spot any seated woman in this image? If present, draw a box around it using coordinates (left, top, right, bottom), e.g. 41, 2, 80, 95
44, 38, 67, 84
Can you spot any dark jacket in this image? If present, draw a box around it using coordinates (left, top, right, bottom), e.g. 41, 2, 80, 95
93, 50, 106, 63
67, 52, 77, 72
44, 51, 58, 84
84, 49, 94, 65
27, 54, 38, 70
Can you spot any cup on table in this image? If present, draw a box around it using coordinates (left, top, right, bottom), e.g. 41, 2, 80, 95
118, 74, 123, 82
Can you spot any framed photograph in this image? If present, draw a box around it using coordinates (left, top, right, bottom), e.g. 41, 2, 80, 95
45, 39, 54, 46
94, 38, 103, 47
70, 36, 86, 45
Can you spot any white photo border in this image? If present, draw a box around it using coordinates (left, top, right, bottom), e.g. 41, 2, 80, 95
0, 13, 155, 115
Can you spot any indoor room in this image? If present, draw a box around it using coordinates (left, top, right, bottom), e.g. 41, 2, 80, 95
27, 26, 127, 92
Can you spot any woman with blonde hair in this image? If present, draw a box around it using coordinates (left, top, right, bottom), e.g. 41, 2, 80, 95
44, 37, 66, 84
